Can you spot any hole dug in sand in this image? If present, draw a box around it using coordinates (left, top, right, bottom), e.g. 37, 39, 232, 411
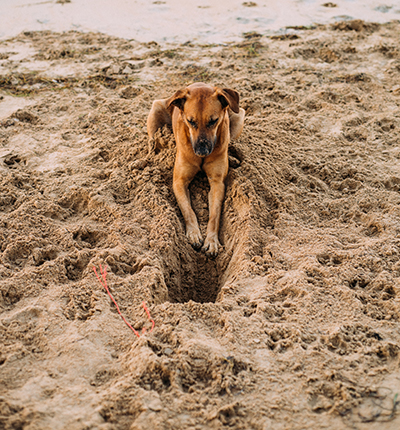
181, 175, 224, 304
173, 251, 221, 304
160, 166, 270, 305
163, 180, 226, 304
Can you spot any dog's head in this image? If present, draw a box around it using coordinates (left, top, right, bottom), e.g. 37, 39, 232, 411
167, 83, 240, 157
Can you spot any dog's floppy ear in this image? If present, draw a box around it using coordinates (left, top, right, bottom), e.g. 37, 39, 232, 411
217, 88, 240, 113
166, 88, 188, 111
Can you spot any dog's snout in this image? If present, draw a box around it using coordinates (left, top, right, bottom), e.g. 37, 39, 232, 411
193, 137, 214, 157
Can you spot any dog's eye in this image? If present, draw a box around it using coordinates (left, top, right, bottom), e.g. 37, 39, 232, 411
207, 118, 218, 128
187, 119, 197, 128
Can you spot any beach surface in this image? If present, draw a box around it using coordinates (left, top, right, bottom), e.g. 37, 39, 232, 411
1, 0, 400, 43
1, 10, 400, 430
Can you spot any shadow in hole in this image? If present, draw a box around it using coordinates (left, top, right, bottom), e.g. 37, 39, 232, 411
189, 253, 220, 303
167, 248, 222, 304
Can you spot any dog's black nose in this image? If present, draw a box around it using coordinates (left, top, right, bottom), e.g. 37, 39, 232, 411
193, 138, 213, 157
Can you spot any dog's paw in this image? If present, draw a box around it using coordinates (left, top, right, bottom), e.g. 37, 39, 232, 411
202, 235, 220, 258
187, 228, 203, 250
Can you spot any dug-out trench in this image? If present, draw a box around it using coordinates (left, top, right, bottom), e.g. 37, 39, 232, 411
160, 171, 254, 305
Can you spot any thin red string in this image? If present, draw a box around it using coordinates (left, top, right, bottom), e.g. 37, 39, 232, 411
93, 264, 154, 337
142, 301, 155, 333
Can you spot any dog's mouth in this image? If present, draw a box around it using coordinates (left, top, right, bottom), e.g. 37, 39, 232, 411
192, 137, 216, 157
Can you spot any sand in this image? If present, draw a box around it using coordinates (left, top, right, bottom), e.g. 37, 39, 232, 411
2, 0, 400, 44
0, 20, 400, 430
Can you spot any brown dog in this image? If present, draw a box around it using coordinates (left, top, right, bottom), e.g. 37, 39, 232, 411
147, 82, 245, 257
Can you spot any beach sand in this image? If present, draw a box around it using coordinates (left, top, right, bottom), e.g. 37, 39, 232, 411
0, 19, 400, 429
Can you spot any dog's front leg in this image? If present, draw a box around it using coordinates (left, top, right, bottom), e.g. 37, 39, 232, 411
202, 178, 225, 257
173, 161, 203, 249
202, 159, 228, 257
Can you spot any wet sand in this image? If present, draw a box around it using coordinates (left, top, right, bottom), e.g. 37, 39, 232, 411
1, 0, 400, 43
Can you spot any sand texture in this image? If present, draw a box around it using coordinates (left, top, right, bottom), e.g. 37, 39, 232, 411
0, 21, 400, 429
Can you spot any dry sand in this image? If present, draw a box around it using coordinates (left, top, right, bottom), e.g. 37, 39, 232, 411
0, 20, 400, 430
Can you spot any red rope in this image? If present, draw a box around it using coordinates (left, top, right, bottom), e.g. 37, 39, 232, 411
142, 301, 155, 333
93, 264, 154, 337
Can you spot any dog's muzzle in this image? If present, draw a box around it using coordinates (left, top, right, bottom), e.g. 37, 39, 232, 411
193, 137, 215, 157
